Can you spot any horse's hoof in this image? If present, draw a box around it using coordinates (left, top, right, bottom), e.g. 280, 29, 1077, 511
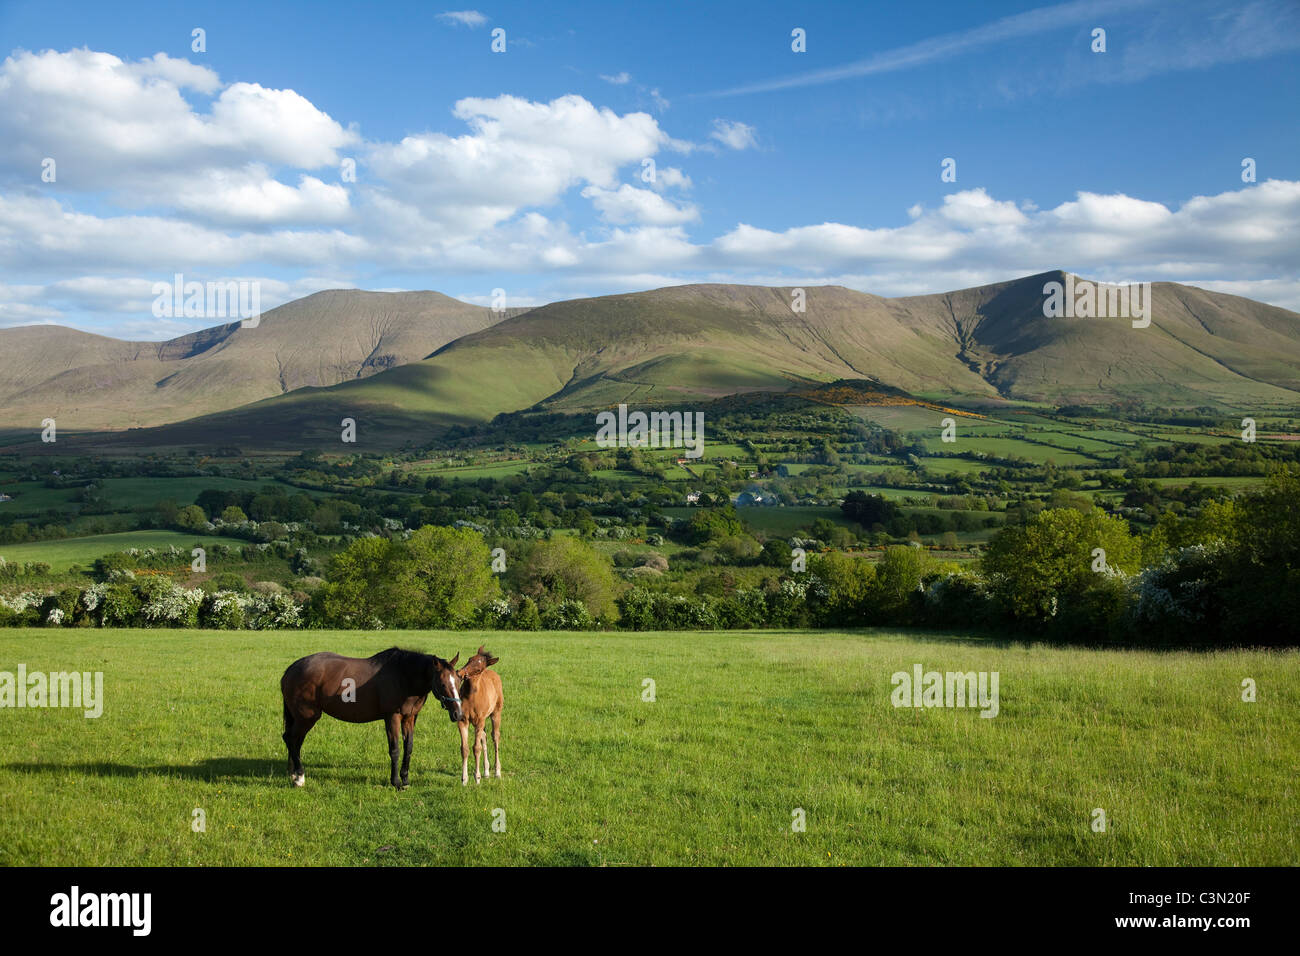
461, 778, 468, 786
290, 773, 305, 787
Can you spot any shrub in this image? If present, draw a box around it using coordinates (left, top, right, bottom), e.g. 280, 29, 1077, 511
100, 582, 142, 627
540, 598, 593, 630
200, 591, 246, 629
247, 592, 302, 630
138, 579, 202, 628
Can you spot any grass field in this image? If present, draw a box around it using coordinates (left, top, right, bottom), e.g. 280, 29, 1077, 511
0, 531, 230, 571
0, 628, 1295, 866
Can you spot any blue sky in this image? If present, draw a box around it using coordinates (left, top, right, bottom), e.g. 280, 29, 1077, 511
0, 0, 1297, 338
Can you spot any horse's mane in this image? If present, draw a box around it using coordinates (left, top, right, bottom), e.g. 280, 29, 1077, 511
370, 646, 433, 667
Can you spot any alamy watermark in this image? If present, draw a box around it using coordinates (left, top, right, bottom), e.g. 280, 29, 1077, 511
50, 886, 150, 936
0, 664, 103, 717
152, 274, 262, 328
891, 664, 999, 718
1042, 276, 1151, 328
595, 404, 705, 459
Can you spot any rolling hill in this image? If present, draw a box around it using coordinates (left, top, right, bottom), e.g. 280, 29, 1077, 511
0, 290, 522, 431
8, 271, 1300, 451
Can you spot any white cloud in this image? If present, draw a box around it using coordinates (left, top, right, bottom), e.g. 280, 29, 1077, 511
709, 119, 757, 150
649, 166, 692, 192
600, 71, 632, 85
3, 46, 1298, 333
437, 10, 488, 27
0, 48, 357, 228
364, 94, 680, 239
582, 184, 699, 225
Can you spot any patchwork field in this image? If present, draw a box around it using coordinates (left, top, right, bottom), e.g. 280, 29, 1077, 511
0, 628, 1295, 866
0, 531, 230, 571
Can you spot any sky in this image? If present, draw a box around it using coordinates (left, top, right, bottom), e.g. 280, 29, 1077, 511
0, 0, 1297, 339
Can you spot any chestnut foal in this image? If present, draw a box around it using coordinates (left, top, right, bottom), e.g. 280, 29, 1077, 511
455, 646, 503, 785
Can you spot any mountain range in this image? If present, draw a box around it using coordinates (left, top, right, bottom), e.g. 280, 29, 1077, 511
2, 271, 1297, 451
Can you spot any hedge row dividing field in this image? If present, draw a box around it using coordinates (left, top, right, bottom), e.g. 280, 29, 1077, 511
0, 628, 1296, 866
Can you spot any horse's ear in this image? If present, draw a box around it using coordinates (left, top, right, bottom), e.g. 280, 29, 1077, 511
486, 655, 500, 667
448, 653, 460, 668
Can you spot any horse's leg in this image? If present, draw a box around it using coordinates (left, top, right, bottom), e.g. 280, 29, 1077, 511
283, 706, 317, 788
459, 721, 472, 785
473, 724, 485, 784
385, 713, 402, 789
399, 714, 415, 788
490, 708, 502, 779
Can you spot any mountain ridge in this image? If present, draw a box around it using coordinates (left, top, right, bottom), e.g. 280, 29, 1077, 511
4, 271, 1298, 451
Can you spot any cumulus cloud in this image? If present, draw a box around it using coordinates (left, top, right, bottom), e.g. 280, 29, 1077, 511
364, 94, 682, 239
581, 184, 699, 225
2, 46, 1298, 335
0, 48, 357, 228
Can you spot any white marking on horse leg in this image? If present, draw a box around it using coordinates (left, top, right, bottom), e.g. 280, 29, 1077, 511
291, 772, 305, 787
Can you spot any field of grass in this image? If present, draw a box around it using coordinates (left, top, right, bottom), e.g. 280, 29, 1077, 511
0, 531, 229, 571
733, 506, 855, 535
0, 628, 1295, 866
100, 476, 309, 508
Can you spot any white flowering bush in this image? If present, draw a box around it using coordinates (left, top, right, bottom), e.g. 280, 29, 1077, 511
246, 591, 302, 630
1130, 543, 1225, 640
139, 580, 203, 628
478, 597, 512, 628
81, 582, 108, 612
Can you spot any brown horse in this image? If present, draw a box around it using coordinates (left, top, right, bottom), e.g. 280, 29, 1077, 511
280, 647, 464, 789
455, 645, 503, 785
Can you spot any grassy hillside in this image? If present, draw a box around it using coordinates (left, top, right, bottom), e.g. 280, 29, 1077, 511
0, 530, 228, 571
0, 628, 1295, 866
15, 272, 1300, 452
0, 290, 519, 432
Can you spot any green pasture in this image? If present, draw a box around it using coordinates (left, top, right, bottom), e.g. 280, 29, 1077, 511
0, 628, 1295, 866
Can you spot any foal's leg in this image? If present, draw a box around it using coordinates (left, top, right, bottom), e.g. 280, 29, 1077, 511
458, 720, 471, 786
385, 713, 403, 788
474, 724, 486, 783
399, 713, 415, 788
490, 709, 502, 779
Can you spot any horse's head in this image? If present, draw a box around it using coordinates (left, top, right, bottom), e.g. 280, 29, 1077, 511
428, 654, 464, 722
456, 645, 499, 682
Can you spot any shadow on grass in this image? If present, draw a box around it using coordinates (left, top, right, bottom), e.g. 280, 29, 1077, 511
2, 756, 281, 781
2, 757, 475, 785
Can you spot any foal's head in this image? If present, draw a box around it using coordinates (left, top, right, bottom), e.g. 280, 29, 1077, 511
427, 654, 464, 722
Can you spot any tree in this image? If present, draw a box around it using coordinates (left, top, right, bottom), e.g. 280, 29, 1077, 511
509, 536, 620, 620
313, 536, 396, 627
220, 505, 248, 524
983, 507, 1140, 624
871, 546, 928, 620
841, 491, 899, 529
176, 505, 208, 530
686, 506, 744, 545
392, 526, 500, 628
810, 552, 876, 626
